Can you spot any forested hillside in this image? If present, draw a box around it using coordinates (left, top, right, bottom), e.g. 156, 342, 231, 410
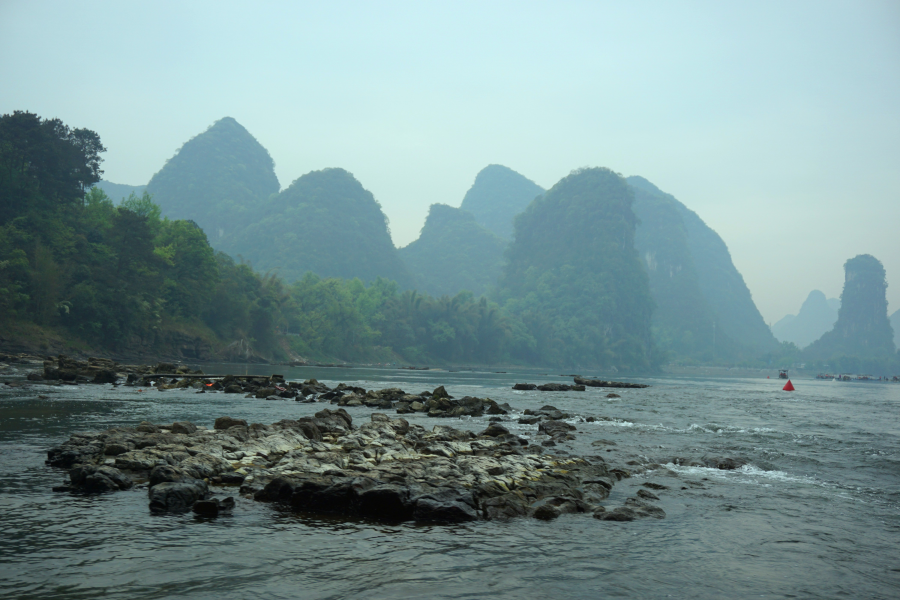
459, 165, 544, 239
0, 111, 288, 360
630, 180, 726, 360
627, 176, 777, 353
227, 168, 414, 288
399, 204, 506, 297
497, 167, 656, 370
0, 111, 535, 366
145, 117, 280, 247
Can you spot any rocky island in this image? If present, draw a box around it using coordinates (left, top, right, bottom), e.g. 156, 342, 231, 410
47, 409, 669, 523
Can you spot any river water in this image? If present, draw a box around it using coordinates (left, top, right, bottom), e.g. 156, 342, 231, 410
1, 364, 898, 599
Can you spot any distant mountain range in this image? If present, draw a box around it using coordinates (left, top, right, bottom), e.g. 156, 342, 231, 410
97, 116, 782, 363
771, 290, 840, 348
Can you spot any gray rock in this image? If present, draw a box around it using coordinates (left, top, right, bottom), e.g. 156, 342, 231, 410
148, 481, 209, 513
171, 421, 197, 435
642, 482, 669, 490
532, 503, 561, 520
480, 423, 510, 437
637, 489, 660, 500
595, 507, 637, 521
539, 421, 576, 437
413, 497, 478, 523
432, 385, 451, 399
68, 464, 133, 493
192, 496, 235, 517
214, 416, 247, 430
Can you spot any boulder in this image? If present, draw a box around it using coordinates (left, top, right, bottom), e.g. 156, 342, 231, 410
148, 481, 209, 513
68, 464, 133, 493
135, 421, 160, 434
412, 489, 478, 523
91, 369, 118, 384
192, 496, 235, 517
637, 489, 660, 501
432, 385, 451, 399
171, 421, 197, 435
480, 423, 510, 437
538, 421, 576, 437
595, 507, 636, 521
214, 416, 248, 430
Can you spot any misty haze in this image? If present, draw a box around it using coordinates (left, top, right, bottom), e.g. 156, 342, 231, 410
1, 2, 898, 599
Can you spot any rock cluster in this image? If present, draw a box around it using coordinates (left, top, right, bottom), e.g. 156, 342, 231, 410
46, 411, 669, 523
573, 377, 649, 389
26, 355, 203, 385
326, 384, 514, 419
512, 383, 586, 392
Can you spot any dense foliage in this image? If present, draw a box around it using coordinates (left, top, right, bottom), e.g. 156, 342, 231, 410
146, 117, 280, 248
627, 176, 777, 353
805, 255, 896, 365
0, 112, 289, 358
0, 111, 105, 227
227, 168, 414, 288
94, 180, 146, 202
399, 204, 506, 298
496, 168, 656, 370
284, 275, 533, 364
459, 164, 544, 240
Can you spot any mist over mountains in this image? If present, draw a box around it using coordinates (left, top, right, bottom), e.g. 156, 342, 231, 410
398, 204, 505, 298
629, 176, 777, 360
93, 180, 145, 202
146, 117, 280, 246
87, 115, 895, 369
497, 167, 655, 369
458, 165, 545, 240
771, 290, 840, 349
805, 255, 896, 362
892, 310, 900, 349
224, 167, 413, 287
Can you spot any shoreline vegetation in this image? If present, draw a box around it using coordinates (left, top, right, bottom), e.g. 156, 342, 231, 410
2, 110, 897, 375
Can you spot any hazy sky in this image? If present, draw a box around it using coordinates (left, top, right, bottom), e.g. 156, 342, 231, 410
2, 0, 898, 323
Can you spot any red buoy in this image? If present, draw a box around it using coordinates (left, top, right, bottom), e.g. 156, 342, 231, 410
783, 380, 795, 391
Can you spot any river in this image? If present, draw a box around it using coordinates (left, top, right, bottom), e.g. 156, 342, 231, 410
1, 364, 898, 599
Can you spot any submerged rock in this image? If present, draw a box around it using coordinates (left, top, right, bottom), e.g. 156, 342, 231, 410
573, 377, 649, 389
149, 481, 209, 513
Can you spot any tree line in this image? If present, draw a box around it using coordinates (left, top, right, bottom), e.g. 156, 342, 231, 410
0, 111, 537, 365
